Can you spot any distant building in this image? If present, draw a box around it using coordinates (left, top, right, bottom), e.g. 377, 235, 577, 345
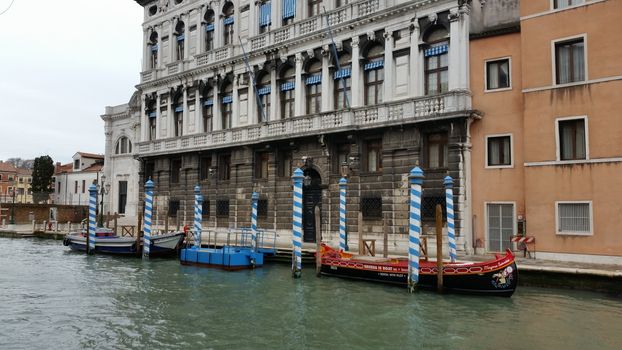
0, 161, 19, 204
53, 152, 104, 206
101, 92, 142, 222
15, 168, 33, 204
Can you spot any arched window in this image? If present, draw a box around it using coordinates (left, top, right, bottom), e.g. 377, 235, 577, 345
334, 51, 352, 110
173, 90, 183, 136
364, 44, 384, 105
222, 2, 235, 46
221, 81, 233, 129
148, 31, 158, 69
115, 137, 133, 155
305, 59, 322, 114
280, 65, 295, 119
202, 85, 214, 133
257, 72, 271, 122
175, 20, 185, 61
204, 10, 215, 51
423, 26, 449, 95
308, 0, 322, 17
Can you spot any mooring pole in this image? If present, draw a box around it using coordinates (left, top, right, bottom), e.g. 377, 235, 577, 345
315, 206, 322, 276
339, 177, 347, 252
358, 212, 363, 255
87, 184, 97, 255
194, 185, 203, 249
408, 167, 424, 293
436, 204, 444, 292
444, 176, 457, 262
142, 180, 154, 259
251, 192, 259, 252
291, 168, 304, 278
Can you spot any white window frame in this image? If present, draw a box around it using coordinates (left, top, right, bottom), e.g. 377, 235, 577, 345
484, 201, 517, 252
484, 56, 512, 93
550, 0, 585, 10
551, 34, 588, 86
485, 133, 514, 169
555, 201, 593, 236
555, 115, 589, 162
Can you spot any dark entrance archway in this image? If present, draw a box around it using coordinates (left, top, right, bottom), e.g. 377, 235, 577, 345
302, 168, 322, 242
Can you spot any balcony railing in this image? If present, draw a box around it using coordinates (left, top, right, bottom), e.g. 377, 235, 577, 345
137, 91, 471, 156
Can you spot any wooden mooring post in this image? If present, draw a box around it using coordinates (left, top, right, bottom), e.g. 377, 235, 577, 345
435, 204, 444, 292
315, 206, 321, 276
358, 212, 363, 255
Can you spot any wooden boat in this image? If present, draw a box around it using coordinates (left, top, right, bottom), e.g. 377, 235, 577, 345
319, 244, 518, 297
63, 228, 184, 257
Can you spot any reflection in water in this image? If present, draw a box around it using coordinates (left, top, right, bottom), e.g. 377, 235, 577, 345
1, 238, 621, 349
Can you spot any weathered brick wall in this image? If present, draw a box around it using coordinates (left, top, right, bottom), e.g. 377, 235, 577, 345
0, 203, 88, 224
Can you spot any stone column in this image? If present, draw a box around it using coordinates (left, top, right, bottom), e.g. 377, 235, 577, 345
196, 7, 204, 53
321, 47, 331, 112
167, 92, 174, 138
271, 0, 280, 30
232, 75, 239, 128
249, 76, 257, 124
169, 19, 175, 62
195, 89, 202, 134
294, 53, 304, 117
410, 22, 422, 97
141, 95, 149, 142
249, 1, 257, 37
270, 66, 278, 121
213, 81, 222, 130
143, 29, 150, 71
351, 36, 361, 107
156, 25, 162, 70
183, 15, 190, 60
155, 94, 162, 139
214, 15, 222, 48
459, 4, 471, 91
448, 6, 470, 91
182, 87, 188, 135
383, 31, 394, 102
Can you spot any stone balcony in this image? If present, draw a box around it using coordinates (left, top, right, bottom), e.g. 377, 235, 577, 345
137, 91, 472, 157
139, 0, 409, 84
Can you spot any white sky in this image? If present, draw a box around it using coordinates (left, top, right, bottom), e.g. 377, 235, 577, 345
0, 0, 143, 164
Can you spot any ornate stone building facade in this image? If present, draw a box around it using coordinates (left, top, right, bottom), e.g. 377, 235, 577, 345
127, 0, 517, 251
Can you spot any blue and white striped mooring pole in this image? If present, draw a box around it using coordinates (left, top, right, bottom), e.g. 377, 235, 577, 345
142, 180, 154, 258
194, 185, 203, 249
88, 184, 97, 254
444, 176, 457, 263
408, 167, 424, 292
292, 168, 304, 278
251, 192, 259, 252
339, 177, 347, 252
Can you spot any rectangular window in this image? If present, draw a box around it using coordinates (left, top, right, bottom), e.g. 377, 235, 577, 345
255, 152, 270, 179
174, 111, 183, 136
74, 181, 78, 194
278, 150, 292, 178
364, 68, 383, 105
216, 199, 230, 217
422, 196, 447, 222
486, 58, 511, 91
202, 200, 210, 218
200, 156, 212, 181
555, 38, 585, 84
487, 135, 512, 167
118, 181, 128, 214
281, 86, 295, 119
364, 139, 382, 173
308, 0, 322, 17
334, 144, 350, 175
554, 0, 583, 9
74, 159, 80, 170
149, 117, 157, 140
82, 180, 86, 193
425, 46, 449, 95
361, 197, 382, 219
306, 83, 321, 114
218, 154, 231, 181
257, 199, 268, 219
145, 161, 155, 182
558, 118, 587, 161
168, 200, 180, 217
170, 158, 182, 184
486, 203, 514, 252
57, 182, 61, 193
426, 133, 448, 169
557, 202, 592, 235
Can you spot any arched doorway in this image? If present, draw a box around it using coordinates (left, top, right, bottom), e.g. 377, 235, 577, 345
302, 168, 322, 242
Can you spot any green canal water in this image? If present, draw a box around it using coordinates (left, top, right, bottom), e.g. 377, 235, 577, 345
1, 238, 621, 349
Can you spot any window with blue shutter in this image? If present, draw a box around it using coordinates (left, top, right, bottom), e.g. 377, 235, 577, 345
282, 0, 296, 19
259, 2, 272, 27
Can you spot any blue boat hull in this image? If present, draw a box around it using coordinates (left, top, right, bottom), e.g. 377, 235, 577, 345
180, 246, 264, 269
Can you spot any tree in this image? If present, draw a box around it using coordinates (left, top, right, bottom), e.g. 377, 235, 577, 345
31, 155, 55, 204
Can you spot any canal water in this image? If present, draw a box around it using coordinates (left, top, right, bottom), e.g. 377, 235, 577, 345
1, 238, 621, 349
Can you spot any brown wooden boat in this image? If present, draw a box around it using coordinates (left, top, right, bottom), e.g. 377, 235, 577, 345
320, 244, 518, 297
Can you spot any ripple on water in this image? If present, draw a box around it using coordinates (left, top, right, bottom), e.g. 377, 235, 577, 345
1, 238, 622, 349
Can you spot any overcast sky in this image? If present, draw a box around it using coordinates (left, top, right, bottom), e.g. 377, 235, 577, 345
0, 0, 143, 164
